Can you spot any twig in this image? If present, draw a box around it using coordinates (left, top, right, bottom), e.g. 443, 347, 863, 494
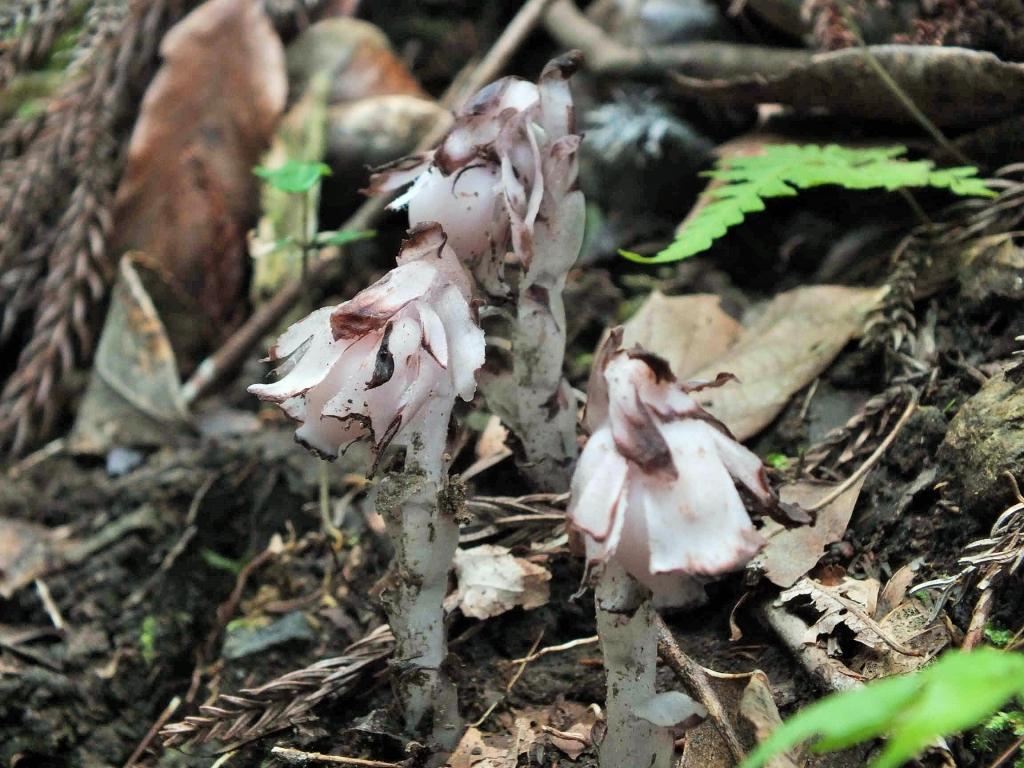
34, 579, 66, 632
507, 629, 546, 692
989, 734, 1024, 768
962, 589, 994, 651
655, 617, 746, 765
508, 635, 599, 665
181, 0, 556, 405
543, 0, 809, 79
271, 747, 405, 767
805, 394, 917, 512
123, 695, 181, 768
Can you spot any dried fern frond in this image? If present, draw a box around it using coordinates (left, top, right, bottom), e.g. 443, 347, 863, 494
801, 383, 916, 479
0, 0, 179, 455
161, 625, 394, 749
912, 474, 1024, 616
861, 235, 927, 360
0, 0, 80, 88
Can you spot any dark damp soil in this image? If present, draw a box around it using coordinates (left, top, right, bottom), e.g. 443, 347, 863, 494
2, 266, 1022, 768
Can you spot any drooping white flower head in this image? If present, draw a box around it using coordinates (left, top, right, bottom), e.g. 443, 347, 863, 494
569, 330, 808, 607
366, 51, 584, 289
249, 222, 486, 465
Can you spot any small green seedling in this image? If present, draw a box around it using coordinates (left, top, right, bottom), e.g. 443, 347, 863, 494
254, 160, 332, 194
622, 144, 995, 265
253, 160, 373, 281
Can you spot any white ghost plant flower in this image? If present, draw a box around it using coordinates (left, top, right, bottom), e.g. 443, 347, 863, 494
367, 52, 585, 490
249, 222, 484, 471
569, 329, 808, 768
249, 222, 485, 749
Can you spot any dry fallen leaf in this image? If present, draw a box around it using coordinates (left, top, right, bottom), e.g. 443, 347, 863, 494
0, 518, 67, 599
777, 575, 885, 652
476, 415, 511, 461
621, 292, 742, 379
739, 671, 801, 768
751, 476, 866, 588
690, 285, 884, 440
450, 545, 551, 620
448, 726, 513, 768
113, 0, 287, 337
852, 599, 951, 678
69, 257, 190, 454
545, 704, 602, 760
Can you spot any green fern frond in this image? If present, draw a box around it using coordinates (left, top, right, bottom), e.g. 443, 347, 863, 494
622, 143, 995, 265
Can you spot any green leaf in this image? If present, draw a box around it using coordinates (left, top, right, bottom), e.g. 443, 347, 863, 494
314, 229, 377, 247
625, 143, 996, 265
742, 649, 1024, 768
253, 160, 332, 193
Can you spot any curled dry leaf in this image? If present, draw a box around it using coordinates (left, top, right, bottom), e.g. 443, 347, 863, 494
450, 544, 551, 620
620, 292, 742, 379
674, 45, 1024, 128
69, 257, 190, 454
777, 575, 885, 652
751, 476, 866, 588
112, 0, 287, 337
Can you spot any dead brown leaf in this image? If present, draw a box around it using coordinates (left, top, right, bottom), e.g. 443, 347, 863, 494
448, 726, 513, 768
621, 292, 743, 379
852, 599, 952, 679
69, 257, 190, 454
751, 477, 866, 588
0, 518, 69, 599
113, 0, 287, 337
739, 671, 800, 768
777, 575, 885, 652
690, 285, 884, 440
449, 545, 551, 620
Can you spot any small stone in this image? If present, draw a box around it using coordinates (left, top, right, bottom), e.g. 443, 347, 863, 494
939, 370, 1024, 516
221, 611, 315, 660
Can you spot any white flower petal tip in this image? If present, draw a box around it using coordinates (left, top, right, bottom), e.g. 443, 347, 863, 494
568, 333, 811, 606
634, 692, 706, 728
364, 52, 584, 281
249, 223, 485, 462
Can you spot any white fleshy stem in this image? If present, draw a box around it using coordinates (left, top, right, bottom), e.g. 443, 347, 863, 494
512, 262, 578, 491
595, 561, 676, 768
376, 402, 462, 750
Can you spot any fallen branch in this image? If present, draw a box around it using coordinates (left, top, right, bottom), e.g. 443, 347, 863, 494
542, 0, 808, 79
656, 617, 747, 765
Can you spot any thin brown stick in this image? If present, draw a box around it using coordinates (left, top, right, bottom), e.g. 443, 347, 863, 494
805, 394, 918, 512
989, 735, 1024, 768
181, 0, 556, 405
543, 0, 808, 79
962, 588, 994, 651
508, 634, 599, 665
271, 747, 404, 767
123, 695, 181, 768
655, 617, 747, 765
